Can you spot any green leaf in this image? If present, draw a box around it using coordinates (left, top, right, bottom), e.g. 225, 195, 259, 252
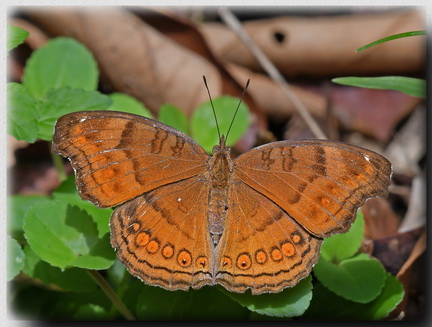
332, 76, 425, 98
191, 96, 249, 153
134, 284, 249, 320
303, 273, 404, 320
356, 31, 426, 52
22, 245, 98, 292
226, 276, 313, 318
7, 82, 39, 142
73, 304, 111, 320
23, 200, 115, 270
314, 253, 386, 303
108, 92, 153, 118
11, 284, 111, 319
359, 273, 404, 320
8, 24, 29, 52
53, 192, 112, 239
53, 174, 112, 238
320, 212, 364, 263
51, 172, 78, 194
8, 236, 25, 281
48, 291, 111, 320
106, 259, 127, 290
11, 284, 61, 318
8, 194, 50, 242
159, 104, 188, 135
37, 87, 112, 141
23, 37, 98, 100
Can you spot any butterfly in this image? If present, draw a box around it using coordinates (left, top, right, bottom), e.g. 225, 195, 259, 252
52, 104, 391, 295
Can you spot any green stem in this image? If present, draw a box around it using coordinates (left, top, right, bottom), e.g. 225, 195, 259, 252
50, 149, 67, 183
86, 269, 135, 321
108, 266, 130, 318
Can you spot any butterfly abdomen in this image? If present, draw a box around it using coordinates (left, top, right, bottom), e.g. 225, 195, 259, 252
207, 145, 233, 246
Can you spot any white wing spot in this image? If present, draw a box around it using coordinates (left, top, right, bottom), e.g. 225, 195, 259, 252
364, 154, 371, 162
177, 198, 182, 202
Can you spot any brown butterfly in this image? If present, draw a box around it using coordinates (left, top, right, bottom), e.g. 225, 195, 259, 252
52, 105, 391, 295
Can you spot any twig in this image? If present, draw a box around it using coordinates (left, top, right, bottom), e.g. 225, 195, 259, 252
218, 7, 327, 140
86, 269, 135, 321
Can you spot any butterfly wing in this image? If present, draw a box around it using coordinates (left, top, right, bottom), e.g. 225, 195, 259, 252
215, 181, 322, 294
52, 111, 209, 208
233, 139, 392, 238
110, 176, 214, 291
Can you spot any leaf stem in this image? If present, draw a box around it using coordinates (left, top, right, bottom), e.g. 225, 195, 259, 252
86, 269, 135, 321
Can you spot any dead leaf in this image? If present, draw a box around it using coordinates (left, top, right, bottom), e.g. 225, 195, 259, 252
26, 7, 222, 116
388, 229, 426, 320
226, 63, 326, 119
384, 106, 426, 177
329, 86, 421, 142
371, 227, 423, 275
398, 175, 426, 233
397, 229, 426, 278
200, 10, 425, 77
9, 18, 49, 49
362, 197, 401, 240
25, 7, 271, 146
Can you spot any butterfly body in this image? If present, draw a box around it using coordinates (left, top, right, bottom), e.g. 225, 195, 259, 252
208, 136, 232, 246
53, 110, 391, 294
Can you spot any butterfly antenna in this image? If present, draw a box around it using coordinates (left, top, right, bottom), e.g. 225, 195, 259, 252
203, 75, 221, 141
226, 78, 250, 143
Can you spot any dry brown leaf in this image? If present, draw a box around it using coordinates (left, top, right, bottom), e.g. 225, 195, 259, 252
26, 7, 221, 117
371, 227, 423, 276
384, 106, 426, 177
8, 18, 50, 82
397, 229, 426, 278
24, 7, 270, 141
134, 9, 267, 127
390, 229, 425, 320
200, 10, 425, 77
398, 175, 426, 233
362, 197, 401, 240
329, 86, 421, 142
283, 111, 340, 141
225, 62, 326, 119
9, 18, 49, 49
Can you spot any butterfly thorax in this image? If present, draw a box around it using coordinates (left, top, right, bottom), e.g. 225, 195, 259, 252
207, 138, 233, 246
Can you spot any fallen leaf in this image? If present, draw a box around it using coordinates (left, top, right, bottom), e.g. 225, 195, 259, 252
362, 198, 401, 240
371, 228, 423, 275
27, 8, 221, 116
200, 10, 425, 77
329, 86, 421, 142
226, 63, 326, 119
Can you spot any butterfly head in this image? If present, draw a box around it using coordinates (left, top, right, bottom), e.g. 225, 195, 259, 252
212, 135, 230, 155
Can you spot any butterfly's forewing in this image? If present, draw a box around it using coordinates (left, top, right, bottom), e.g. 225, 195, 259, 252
215, 181, 322, 295
233, 139, 392, 238
110, 176, 214, 291
52, 111, 209, 208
